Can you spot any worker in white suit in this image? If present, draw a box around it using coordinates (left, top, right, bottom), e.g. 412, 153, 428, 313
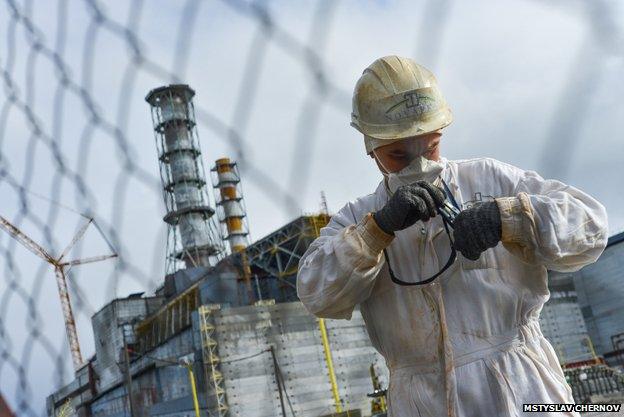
296, 55, 609, 417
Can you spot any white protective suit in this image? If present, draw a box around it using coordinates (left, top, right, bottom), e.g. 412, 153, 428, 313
297, 157, 608, 417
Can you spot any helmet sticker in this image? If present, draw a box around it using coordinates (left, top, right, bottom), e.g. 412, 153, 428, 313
384, 88, 438, 122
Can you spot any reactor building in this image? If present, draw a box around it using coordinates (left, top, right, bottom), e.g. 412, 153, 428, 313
539, 233, 624, 404
46, 85, 388, 417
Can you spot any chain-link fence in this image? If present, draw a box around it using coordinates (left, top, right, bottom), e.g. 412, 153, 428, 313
1, 0, 623, 416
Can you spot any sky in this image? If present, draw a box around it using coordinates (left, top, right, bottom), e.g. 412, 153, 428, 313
0, 0, 623, 415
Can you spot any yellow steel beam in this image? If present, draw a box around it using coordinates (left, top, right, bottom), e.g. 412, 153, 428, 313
186, 364, 201, 417
584, 336, 598, 360
319, 318, 342, 413
135, 286, 199, 343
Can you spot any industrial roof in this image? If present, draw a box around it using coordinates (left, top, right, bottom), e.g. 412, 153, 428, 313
607, 231, 624, 248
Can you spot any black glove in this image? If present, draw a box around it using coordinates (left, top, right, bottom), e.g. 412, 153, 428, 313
452, 201, 502, 261
373, 181, 446, 235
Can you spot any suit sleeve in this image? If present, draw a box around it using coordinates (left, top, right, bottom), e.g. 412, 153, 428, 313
296, 204, 394, 320
494, 164, 608, 272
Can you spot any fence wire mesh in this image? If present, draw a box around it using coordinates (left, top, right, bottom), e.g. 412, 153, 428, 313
1, 1, 350, 414
1, 0, 622, 416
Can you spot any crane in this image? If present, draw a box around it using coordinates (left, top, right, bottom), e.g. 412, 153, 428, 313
0, 215, 117, 372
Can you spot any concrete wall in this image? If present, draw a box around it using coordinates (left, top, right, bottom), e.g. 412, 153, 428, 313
572, 236, 624, 356
89, 328, 199, 417
92, 297, 164, 390
210, 301, 388, 417
540, 272, 594, 363
50, 299, 387, 417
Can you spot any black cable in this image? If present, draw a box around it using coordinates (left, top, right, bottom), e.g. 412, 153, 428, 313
273, 355, 297, 417
221, 348, 270, 364
384, 178, 459, 286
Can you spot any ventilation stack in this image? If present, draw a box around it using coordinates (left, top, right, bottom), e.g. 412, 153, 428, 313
212, 158, 254, 303
146, 84, 223, 273
211, 158, 250, 253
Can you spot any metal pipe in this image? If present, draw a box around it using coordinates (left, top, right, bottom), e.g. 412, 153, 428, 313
270, 345, 287, 417
319, 318, 342, 413
185, 363, 201, 417
122, 334, 137, 417
584, 336, 598, 360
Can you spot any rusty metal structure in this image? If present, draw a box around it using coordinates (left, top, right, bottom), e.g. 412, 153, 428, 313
0, 393, 16, 417
245, 214, 329, 302
0, 216, 116, 372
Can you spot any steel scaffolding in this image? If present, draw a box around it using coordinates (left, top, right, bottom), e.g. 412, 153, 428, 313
199, 304, 229, 417
146, 85, 224, 273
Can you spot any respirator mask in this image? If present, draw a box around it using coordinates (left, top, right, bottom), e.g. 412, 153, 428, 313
371, 136, 461, 285
386, 156, 444, 194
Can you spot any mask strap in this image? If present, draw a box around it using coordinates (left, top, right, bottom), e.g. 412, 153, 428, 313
372, 148, 392, 175
440, 178, 460, 211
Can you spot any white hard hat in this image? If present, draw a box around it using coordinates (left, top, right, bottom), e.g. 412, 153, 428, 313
351, 56, 453, 154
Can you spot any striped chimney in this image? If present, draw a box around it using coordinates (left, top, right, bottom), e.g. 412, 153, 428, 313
212, 158, 249, 253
